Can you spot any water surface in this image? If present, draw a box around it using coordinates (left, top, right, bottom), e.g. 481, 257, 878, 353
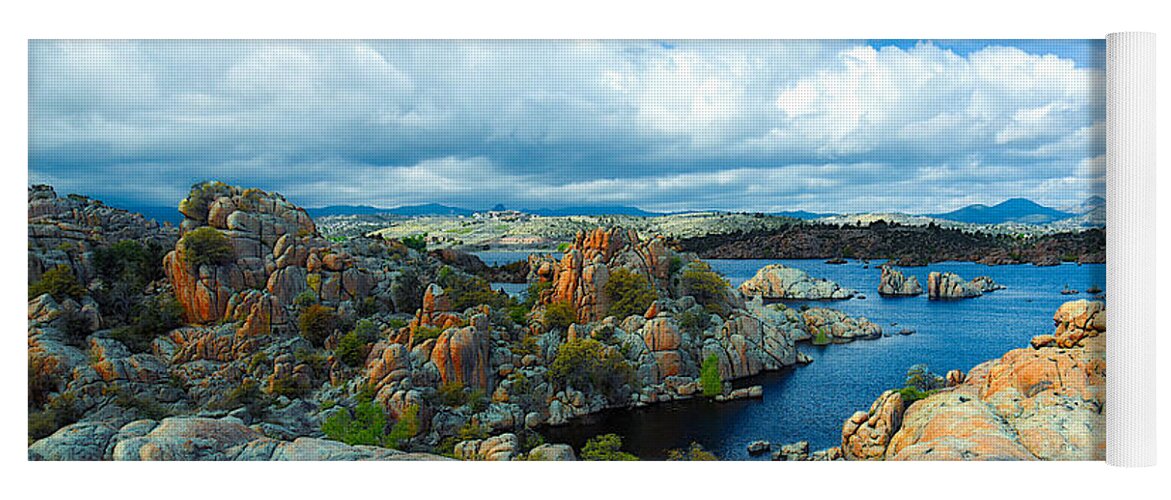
478, 252, 1106, 460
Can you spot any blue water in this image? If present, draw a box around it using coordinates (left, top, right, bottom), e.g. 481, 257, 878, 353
474, 250, 561, 267
476, 251, 1106, 460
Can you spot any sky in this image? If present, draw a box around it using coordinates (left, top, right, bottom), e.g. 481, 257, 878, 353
28, 39, 1105, 214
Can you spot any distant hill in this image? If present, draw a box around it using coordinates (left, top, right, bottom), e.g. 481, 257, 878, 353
524, 206, 663, 217
306, 205, 388, 217
307, 203, 474, 217
772, 210, 836, 220
1062, 195, 1106, 215
928, 198, 1074, 225
108, 203, 184, 226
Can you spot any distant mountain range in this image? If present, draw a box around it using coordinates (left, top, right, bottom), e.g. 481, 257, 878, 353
927, 198, 1077, 225
117, 196, 1105, 228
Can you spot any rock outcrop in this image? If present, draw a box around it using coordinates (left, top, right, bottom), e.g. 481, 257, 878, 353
29, 417, 448, 461
800, 308, 882, 343
839, 300, 1106, 461
163, 183, 378, 329
877, 266, 922, 296
28, 185, 177, 285
528, 227, 677, 322
926, 272, 1003, 300
739, 264, 855, 300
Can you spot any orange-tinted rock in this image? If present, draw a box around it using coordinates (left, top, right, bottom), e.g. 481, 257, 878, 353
429, 314, 493, 390
841, 390, 904, 460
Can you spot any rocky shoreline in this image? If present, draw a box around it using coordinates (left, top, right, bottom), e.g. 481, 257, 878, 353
28, 183, 888, 461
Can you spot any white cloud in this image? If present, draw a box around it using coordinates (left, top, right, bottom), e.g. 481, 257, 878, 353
29, 40, 1104, 214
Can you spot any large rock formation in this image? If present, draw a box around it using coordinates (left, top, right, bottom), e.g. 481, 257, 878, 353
528, 227, 676, 322
28, 185, 177, 285
839, 300, 1106, 460
926, 272, 1004, 300
739, 264, 855, 300
877, 266, 922, 296
163, 183, 376, 330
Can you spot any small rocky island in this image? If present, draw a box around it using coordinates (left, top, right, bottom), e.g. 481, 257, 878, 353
738, 264, 856, 300
926, 272, 1005, 300
877, 266, 922, 297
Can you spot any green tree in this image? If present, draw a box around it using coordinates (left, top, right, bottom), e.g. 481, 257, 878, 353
385, 404, 420, 449
401, 233, 427, 252
321, 399, 388, 447
335, 331, 368, 367
581, 433, 638, 461
679, 262, 731, 315
109, 292, 185, 352
549, 338, 634, 401
299, 304, 339, 347
603, 268, 658, 319
666, 442, 718, 461
700, 354, 723, 397
29, 265, 85, 301
180, 227, 235, 267
543, 301, 576, 330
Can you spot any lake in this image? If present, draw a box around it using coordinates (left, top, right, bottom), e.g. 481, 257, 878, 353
476, 251, 1106, 460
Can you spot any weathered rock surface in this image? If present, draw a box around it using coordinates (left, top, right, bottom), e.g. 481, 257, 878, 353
927, 272, 1004, 300
877, 265, 922, 296
30, 417, 448, 461
528, 443, 577, 461
801, 308, 882, 343
739, 264, 855, 300
840, 300, 1106, 461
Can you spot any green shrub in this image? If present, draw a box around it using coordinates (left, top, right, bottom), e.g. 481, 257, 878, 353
321, 399, 389, 447
352, 319, 379, 342
897, 364, 945, 403
57, 308, 93, 347
413, 325, 445, 343
213, 379, 272, 415
523, 281, 552, 308
335, 331, 369, 367
293, 289, 318, 307
112, 388, 171, 420
680, 262, 730, 315
401, 234, 427, 252
678, 308, 710, 335
581, 433, 638, 461
543, 301, 576, 331
180, 227, 235, 267
556, 242, 571, 252
435, 382, 486, 411
109, 292, 185, 352
812, 330, 831, 346
269, 375, 309, 398
29, 264, 85, 301
299, 304, 339, 347
603, 268, 658, 319
507, 305, 529, 325
437, 268, 509, 311
355, 296, 380, 317
385, 404, 420, 449
666, 442, 718, 461
700, 354, 722, 397
28, 392, 80, 441
179, 181, 233, 222
549, 338, 634, 401
390, 268, 425, 314
93, 240, 167, 287
28, 354, 62, 408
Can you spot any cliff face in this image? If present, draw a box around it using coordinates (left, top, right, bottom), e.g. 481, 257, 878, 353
841, 300, 1106, 461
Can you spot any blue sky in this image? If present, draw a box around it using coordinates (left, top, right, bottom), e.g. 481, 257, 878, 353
28, 40, 1105, 214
